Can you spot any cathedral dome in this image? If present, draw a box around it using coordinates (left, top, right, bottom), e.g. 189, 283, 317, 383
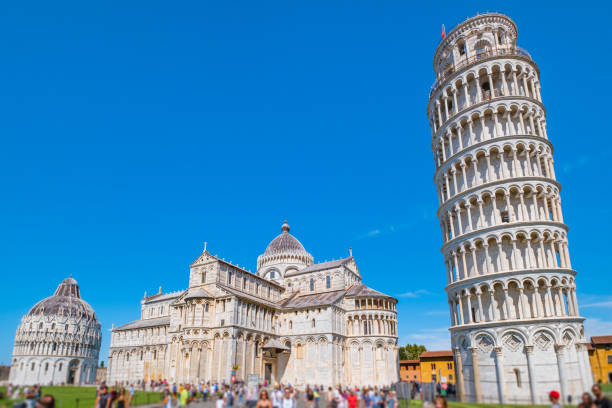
257, 221, 314, 274
263, 222, 308, 257
27, 277, 97, 321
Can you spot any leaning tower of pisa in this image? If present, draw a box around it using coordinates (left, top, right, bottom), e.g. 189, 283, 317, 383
428, 14, 592, 405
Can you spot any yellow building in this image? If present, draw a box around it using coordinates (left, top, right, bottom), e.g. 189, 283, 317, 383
419, 350, 455, 384
588, 336, 612, 384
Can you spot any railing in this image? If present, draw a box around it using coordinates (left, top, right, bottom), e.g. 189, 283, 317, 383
430, 45, 533, 98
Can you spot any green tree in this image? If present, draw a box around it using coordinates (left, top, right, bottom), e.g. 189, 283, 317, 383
399, 344, 427, 360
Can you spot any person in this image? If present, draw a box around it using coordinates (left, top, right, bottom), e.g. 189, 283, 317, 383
163, 385, 173, 408
346, 390, 358, 408
326, 387, 334, 406
281, 388, 296, 408
246, 386, 258, 408
110, 386, 118, 407
272, 386, 282, 408
579, 392, 597, 408
385, 391, 397, 408
257, 390, 272, 408
96, 386, 113, 408
129, 385, 135, 406
433, 396, 447, 408
224, 386, 234, 407
116, 389, 127, 408
180, 385, 191, 407
313, 386, 320, 408
24, 387, 37, 408
305, 387, 315, 408
36, 395, 55, 408
216, 392, 225, 408
549, 390, 562, 408
593, 384, 612, 408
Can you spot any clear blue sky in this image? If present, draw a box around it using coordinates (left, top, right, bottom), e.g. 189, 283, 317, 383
1, 1, 610, 364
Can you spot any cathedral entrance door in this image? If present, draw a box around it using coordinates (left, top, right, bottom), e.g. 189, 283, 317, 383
67, 359, 80, 384
264, 363, 272, 384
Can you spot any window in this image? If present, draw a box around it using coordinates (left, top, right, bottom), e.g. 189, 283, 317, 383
312, 319, 316, 328
31, 362, 35, 371
221, 319, 225, 326
607, 355, 612, 364
53, 343, 57, 351
75, 345, 79, 353
501, 210, 510, 223
326, 276, 331, 289
227, 271, 232, 285
256, 283, 260, 294
296, 344, 303, 359
205, 303, 209, 312
289, 321, 293, 329
153, 350, 157, 360
140, 351, 143, 360
45, 363, 49, 372
449, 374, 453, 380
65, 324, 68, 331
243, 278, 247, 290
514, 368, 522, 387
270, 271, 275, 279
310, 278, 314, 292
58, 363, 62, 371
432, 363, 436, 369
51, 323, 55, 330
458, 42, 466, 56
255, 341, 260, 357
447, 362, 453, 369
39, 322, 43, 329
201, 272, 206, 283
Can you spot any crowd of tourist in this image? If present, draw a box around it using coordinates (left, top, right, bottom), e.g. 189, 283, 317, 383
94, 382, 399, 408
3, 380, 610, 408
3, 384, 54, 408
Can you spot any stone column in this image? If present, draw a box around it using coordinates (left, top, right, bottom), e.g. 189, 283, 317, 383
525, 345, 537, 405
493, 346, 506, 404
454, 347, 465, 402
463, 82, 471, 106
470, 347, 483, 403
575, 343, 591, 392
555, 345, 568, 404
476, 291, 484, 322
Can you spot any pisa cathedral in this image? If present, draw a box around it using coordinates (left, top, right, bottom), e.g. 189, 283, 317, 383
107, 222, 399, 387
429, 13, 591, 405
9, 277, 102, 385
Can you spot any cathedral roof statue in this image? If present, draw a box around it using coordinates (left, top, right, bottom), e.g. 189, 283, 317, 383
27, 276, 97, 321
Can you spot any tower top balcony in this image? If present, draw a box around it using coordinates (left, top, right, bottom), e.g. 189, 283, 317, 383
429, 45, 534, 99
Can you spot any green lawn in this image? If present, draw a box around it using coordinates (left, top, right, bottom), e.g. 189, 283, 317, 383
0, 386, 162, 408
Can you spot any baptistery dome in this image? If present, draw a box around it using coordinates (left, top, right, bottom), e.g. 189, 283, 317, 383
257, 221, 313, 281
27, 277, 97, 320
9, 276, 101, 386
